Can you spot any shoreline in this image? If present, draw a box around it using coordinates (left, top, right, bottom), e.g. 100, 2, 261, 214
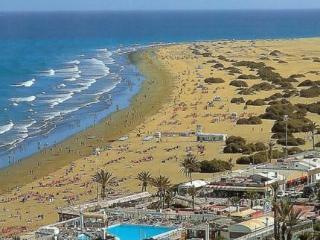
1, 36, 320, 194
0, 47, 175, 194
0, 37, 319, 235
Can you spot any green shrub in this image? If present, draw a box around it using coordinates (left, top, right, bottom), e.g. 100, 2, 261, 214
204, 77, 225, 84
260, 103, 304, 121
271, 132, 293, 139
298, 80, 319, 87
236, 156, 251, 164
226, 136, 246, 146
271, 118, 313, 133
257, 67, 282, 83
233, 61, 266, 70
246, 99, 266, 106
288, 147, 303, 155
268, 99, 291, 105
202, 52, 212, 57
236, 152, 267, 164
218, 55, 228, 61
296, 102, 320, 115
223, 143, 244, 153
231, 97, 245, 104
238, 88, 255, 95
230, 80, 248, 88
199, 159, 232, 173
282, 90, 299, 98
284, 77, 299, 83
237, 116, 262, 125
277, 137, 305, 146
251, 82, 274, 91
225, 67, 242, 74
207, 59, 218, 64
255, 142, 267, 151
237, 74, 259, 80
213, 63, 224, 69
300, 86, 320, 98
242, 144, 256, 155
241, 142, 266, 154
264, 93, 283, 101
277, 81, 294, 89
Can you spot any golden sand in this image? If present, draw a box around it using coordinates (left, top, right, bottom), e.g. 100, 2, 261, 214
0, 38, 320, 236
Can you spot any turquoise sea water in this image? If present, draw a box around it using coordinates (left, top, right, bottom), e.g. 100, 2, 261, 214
107, 224, 174, 240
0, 10, 320, 168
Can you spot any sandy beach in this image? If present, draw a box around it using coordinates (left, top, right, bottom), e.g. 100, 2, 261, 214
1, 38, 320, 236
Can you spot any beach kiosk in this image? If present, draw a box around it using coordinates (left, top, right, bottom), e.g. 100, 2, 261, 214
197, 133, 227, 142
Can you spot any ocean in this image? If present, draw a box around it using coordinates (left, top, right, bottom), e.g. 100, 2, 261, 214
0, 10, 320, 168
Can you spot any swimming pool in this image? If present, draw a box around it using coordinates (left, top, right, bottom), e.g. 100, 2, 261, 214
107, 224, 174, 240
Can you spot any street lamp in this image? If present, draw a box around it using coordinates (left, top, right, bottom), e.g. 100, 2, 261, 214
284, 115, 289, 159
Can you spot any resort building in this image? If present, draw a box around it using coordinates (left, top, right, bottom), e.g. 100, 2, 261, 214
228, 216, 274, 239
257, 150, 320, 187
202, 169, 285, 198
177, 180, 208, 195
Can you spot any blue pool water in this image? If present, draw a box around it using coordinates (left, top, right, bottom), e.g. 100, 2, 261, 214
107, 224, 174, 240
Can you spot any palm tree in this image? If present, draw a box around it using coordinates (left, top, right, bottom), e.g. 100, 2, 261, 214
286, 208, 303, 240
310, 122, 319, 150
298, 232, 313, 240
165, 190, 175, 208
277, 200, 293, 240
93, 170, 116, 200
246, 191, 259, 208
137, 171, 151, 192
271, 182, 280, 240
188, 186, 198, 210
230, 196, 240, 207
151, 175, 171, 209
180, 153, 199, 183
268, 141, 276, 163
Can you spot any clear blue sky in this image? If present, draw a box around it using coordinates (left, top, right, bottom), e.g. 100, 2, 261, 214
1, 0, 320, 11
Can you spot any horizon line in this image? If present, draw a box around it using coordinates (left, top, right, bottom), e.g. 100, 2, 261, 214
1, 8, 320, 13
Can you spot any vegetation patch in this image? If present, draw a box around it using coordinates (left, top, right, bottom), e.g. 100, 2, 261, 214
225, 66, 242, 74
237, 116, 262, 125
251, 82, 274, 91
231, 97, 245, 104
297, 80, 319, 87
287, 147, 303, 155
260, 102, 306, 121
233, 61, 266, 70
230, 80, 248, 88
268, 99, 290, 105
296, 102, 320, 115
213, 63, 224, 69
277, 136, 305, 146
224, 136, 266, 154
236, 150, 284, 164
237, 74, 259, 80
238, 88, 255, 95
246, 99, 266, 106
199, 159, 232, 173
204, 77, 225, 84
271, 118, 313, 133
300, 86, 320, 98
264, 93, 283, 101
